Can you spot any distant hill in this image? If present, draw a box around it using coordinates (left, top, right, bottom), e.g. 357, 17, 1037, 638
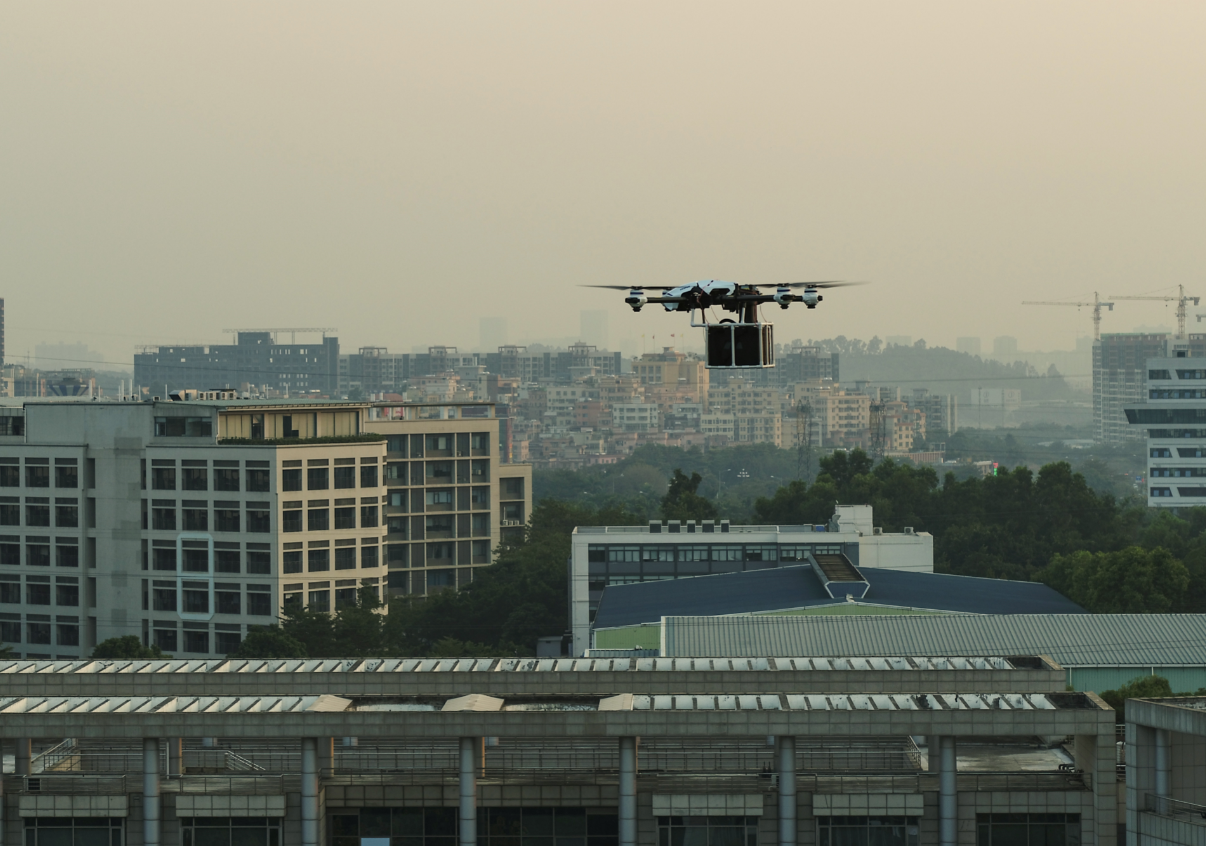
808, 337, 1085, 403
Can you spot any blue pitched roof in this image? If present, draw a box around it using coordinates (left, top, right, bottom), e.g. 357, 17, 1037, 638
593, 567, 839, 630
591, 564, 1085, 630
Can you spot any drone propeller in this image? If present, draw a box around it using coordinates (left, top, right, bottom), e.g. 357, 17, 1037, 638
763, 281, 866, 289
580, 284, 681, 291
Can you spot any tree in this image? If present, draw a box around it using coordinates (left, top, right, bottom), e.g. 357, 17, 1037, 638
91, 635, 168, 660
1043, 547, 1191, 613
331, 587, 386, 657
0, 642, 13, 659
1098, 675, 1174, 723
228, 627, 308, 659
661, 469, 718, 522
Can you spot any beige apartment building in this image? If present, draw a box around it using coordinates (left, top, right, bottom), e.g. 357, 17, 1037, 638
0, 397, 530, 659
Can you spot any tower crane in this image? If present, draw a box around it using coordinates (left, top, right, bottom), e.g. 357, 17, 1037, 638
1110, 285, 1199, 338
1021, 292, 1114, 339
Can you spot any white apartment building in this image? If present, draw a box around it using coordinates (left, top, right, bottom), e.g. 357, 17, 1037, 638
1126, 352, 1206, 508
0, 398, 530, 659
610, 403, 660, 433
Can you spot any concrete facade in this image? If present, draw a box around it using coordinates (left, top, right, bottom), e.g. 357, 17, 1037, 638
0, 659, 1117, 846
0, 399, 530, 659
1126, 697, 1206, 846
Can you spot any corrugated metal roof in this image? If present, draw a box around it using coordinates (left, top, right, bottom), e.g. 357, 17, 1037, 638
0, 695, 350, 714
0, 655, 1018, 675
661, 614, 1206, 666
617, 692, 1055, 712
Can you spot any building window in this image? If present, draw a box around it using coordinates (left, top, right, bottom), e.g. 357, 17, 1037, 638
336, 587, 358, 608
0, 580, 19, 602
182, 506, 208, 531
334, 505, 357, 530
308, 549, 330, 572
153, 627, 178, 652
27, 543, 50, 567
55, 503, 78, 528
247, 466, 271, 492
183, 589, 209, 613
0, 501, 17, 525
152, 506, 176, 531
426, 489, 454, 507
426, 516, 454, 537
361, 546, 378, 569
57, 624, 80, 646
308, 505, 329, 532
56, 583, 79, 606
361, 504, 379, 528
308, 467, 329, 491
308, 589, 330, 612
283, 508, 303, 533
360, 465, 378, 488
427, 461, 454, 481
335, 548, 357, 570
25, 504, 50, 527
215, 467, 240, 491
154, 588, 177, 611
26, 582, 51, 604
179, 817, 280, 846
25, 465, 50, 488
152, 467, 177, 490
27, 621, 51, 644
976, 814, 1079, 846
0, 465, 17, 487
282, 468, 302, 492
54, 463, 78, 489
472, 539, 490, 564
284, 551, 303, 574
247, 548, 271, 574
471, 487, 490, 508
216, 549, 241, 573
182, 466, 208, 491
247, 506, 271, 533
215, 631, 242, 654
334, 466, 357, 489
215, 507, 240, 533
659, 817, 760, 846
216, 590, 240, 615
55, 544, 79, 568
182, 548, 208, 573
183, 630, 209, 653
0, 619, 19, 642
22, 816, 126, 845
153, 548, 176, 571
427, 542, 455, 562
155, 417, 213, 437
247, 590, 272, 616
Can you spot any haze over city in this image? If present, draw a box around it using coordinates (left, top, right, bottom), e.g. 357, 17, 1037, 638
3, 2, 1205, 365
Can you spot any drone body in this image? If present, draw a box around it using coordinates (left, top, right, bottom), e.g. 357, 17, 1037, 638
586, 278, 859, 370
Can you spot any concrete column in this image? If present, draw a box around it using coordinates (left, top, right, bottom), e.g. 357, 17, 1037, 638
619, 737, 637, 846
1154, 729, 1170, 798
777, 736, 796, 846
318, 737, 336, 777
460, 738, 478, 846
143, 738, 161, 846
938, 737, 957, 846
1, 747, 6, 846
14, 739, 31, 776
301, 738, 320, 846
167, 738, 184, 776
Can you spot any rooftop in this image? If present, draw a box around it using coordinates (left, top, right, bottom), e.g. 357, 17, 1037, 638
660, 613, 1206, 666
591, 564, 1085, 630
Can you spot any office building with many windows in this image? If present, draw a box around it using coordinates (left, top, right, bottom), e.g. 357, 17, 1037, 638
0, 398, 529, 659
1126, 351, 1206, 507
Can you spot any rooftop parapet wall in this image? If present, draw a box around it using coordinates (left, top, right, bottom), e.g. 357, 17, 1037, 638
0, 655, 1067, 698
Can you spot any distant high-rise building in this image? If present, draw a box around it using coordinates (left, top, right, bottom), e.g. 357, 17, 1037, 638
1093, 333, 1198, 444
993, 336, 1019, 357
134, 331, 340, 396
0, 297, 5, 367
480, 317, 508, 351
956, 337, 981, 355
580, 310, 609, 348
885, 335, 912, 348
35, 342, 102, 371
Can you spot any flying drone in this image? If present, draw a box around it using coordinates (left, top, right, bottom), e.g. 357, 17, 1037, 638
586, 279, 860, 369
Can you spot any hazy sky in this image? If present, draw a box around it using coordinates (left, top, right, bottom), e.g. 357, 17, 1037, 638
3, 2, 1205, 368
